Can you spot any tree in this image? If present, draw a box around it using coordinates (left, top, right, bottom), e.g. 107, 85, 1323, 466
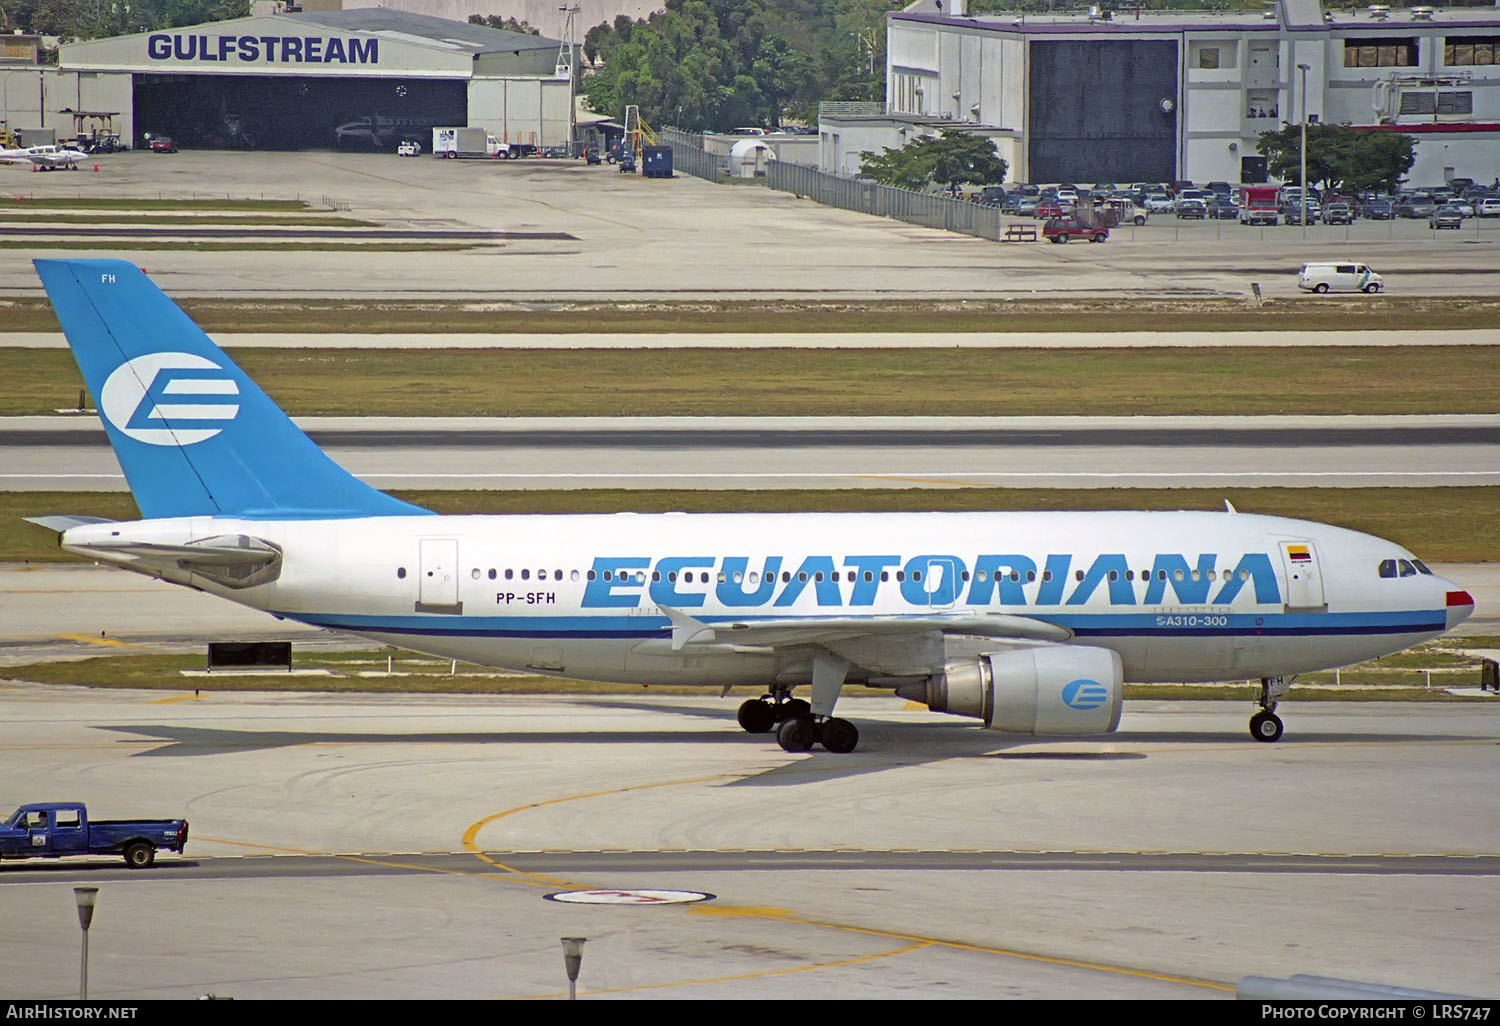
860, 132, 1008, 191
1256, 122, 1414, 193
467, 14, 541, 35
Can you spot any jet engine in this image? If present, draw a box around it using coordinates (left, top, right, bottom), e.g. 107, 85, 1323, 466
898, 646, 1124, 735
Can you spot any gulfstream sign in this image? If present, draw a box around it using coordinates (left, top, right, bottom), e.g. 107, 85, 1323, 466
146, 33, 379, 64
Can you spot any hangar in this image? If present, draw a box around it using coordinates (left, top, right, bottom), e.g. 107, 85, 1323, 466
1, 7, 572, 151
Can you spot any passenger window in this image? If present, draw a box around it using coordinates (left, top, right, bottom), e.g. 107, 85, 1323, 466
554, 570, 563, 581
505, 569, 514, 580
1378, 559, 1397, 578
521, 569, 530, 580
397, 567, 406, 579
488, 569, 497, 580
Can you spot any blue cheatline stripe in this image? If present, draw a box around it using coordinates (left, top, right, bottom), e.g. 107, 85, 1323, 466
281, 608, 1448, 641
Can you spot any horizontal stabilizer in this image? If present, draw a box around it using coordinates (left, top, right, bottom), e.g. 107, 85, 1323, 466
24, 515, 117, 534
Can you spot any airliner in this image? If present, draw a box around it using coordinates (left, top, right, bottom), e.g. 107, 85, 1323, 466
25, 259, 1474, 754
0, 144, 89, 170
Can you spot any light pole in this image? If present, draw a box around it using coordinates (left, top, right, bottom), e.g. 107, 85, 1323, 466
74, 887, 98, 1000
1297, 62, 1310, 240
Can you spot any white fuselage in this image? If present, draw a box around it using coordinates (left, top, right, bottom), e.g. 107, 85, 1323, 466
64, 509, 1466, 688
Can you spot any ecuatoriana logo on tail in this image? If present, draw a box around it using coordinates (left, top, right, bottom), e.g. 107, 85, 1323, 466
100, 352, 241, 446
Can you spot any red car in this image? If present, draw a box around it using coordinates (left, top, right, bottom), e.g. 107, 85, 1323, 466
1042, 218, 1108, 243
1034, 201, 1065, 219
148, 136, 178, 153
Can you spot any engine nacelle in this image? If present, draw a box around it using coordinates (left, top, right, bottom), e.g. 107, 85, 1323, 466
899, 646, 1124, 736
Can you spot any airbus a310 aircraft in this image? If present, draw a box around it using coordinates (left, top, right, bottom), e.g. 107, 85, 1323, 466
27, 259, 1474, 754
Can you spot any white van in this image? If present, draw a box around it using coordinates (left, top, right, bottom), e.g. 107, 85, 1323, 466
1298, 261, 1383, 294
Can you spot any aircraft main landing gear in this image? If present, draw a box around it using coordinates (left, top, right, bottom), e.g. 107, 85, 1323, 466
1250, 676, 1293, 743
736, 690, 808, 734
775, 714, 859, 755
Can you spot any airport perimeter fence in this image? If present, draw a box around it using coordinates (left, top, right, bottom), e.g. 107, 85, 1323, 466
659, 128, 726, 183
763, 161, 1004, 241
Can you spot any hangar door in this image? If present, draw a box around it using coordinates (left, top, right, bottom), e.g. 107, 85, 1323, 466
133, 74, 466, 150
1027, 40, 1178, 184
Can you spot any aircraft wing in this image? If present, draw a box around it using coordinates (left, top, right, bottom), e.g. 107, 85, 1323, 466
657, 605, 1071, 651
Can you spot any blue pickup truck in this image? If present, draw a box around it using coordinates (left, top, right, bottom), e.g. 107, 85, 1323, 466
0, 803, 188, 868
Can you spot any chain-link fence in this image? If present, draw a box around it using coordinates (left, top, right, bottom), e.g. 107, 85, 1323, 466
763, 161, 1004, 241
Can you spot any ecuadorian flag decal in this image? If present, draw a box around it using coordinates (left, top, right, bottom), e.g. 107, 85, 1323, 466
1061, 678, 1110, 711
1287, 544, 1312, 563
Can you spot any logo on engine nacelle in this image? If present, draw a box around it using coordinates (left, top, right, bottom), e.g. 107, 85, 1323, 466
1061, 678, 1109, 711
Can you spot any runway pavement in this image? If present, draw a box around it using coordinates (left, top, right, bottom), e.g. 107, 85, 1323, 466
6, 414, 1497, 490
0, 689, 1495, 999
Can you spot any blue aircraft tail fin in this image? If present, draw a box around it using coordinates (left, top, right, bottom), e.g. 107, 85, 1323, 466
35, 258, 430, 520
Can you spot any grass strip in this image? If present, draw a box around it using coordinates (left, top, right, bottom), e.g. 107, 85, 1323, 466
5, 345, 1497, 417
7, 487, 1497, 563
1, 295, 1499, 335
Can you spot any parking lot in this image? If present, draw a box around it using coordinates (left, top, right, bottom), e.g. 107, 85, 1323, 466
0, 150, 1496, 301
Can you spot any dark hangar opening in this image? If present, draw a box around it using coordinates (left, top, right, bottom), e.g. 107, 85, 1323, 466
131, 74, 467, 150
1028, 39, 1179, 184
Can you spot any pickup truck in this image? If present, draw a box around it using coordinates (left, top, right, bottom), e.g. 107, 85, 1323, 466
0, 803, 188, 868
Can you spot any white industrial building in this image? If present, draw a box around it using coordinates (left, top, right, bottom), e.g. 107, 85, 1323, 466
822, 0, 1500, 187
0, 7, 574, 151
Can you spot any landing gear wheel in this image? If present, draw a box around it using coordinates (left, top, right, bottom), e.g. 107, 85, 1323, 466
1250, 711, 1284, 743
737, 698, 776, 734
820, 717, 859, 754
779, 698, 811, 721
776, 716, 817, 753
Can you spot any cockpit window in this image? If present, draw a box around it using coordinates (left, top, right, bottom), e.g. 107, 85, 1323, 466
1397, 559, 1417, 577
1378, 559, 1397, 578
1412, 559, 1433, 575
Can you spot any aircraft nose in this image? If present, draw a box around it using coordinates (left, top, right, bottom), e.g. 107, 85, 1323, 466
1445, 588, 1475, 630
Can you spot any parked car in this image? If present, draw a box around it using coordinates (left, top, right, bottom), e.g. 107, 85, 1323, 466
1361, 198, 1394, 220
1429, 205, 1464, 230
148, 136, 178, 153
1450, 199, 1474, 218
1281, 201, 1321, 225
1042, 218, 1108, 243
972, 185, 1007, 207
1014, 196, 1040, 216
1176, 199, 1207, 219
1034, 200, 1066, 219
1143, 193, 1174, 213
1205, 198, 1239, 220
1395, 194, 1436, 219
1477, 197, 1500, 218
1322, 203, 1354, 225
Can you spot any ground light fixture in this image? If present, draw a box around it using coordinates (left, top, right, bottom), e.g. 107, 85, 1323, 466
74, 887, 98, 1000
561, 937, 586, 999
